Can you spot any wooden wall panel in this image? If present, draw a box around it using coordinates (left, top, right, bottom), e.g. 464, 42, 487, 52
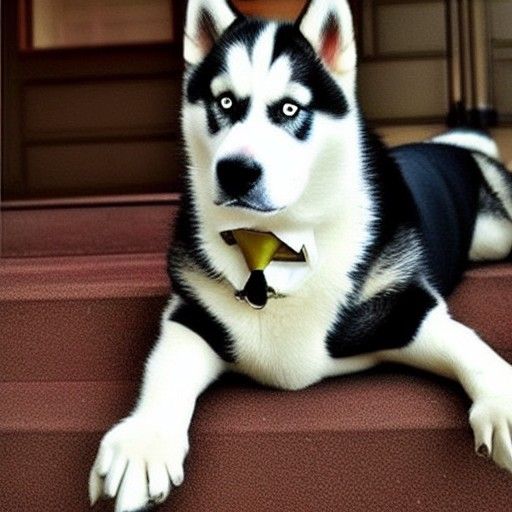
26, 140, 181, 196
358, 59, 447, 121
490, 0, 512, 121
493, 62, 512, 117
31, 0, 174, 49
23, 79, 181, 138
490, 0, 512, 41
376, 2, 446, 55
358, 0, 448, 122
3, 0, 184, 200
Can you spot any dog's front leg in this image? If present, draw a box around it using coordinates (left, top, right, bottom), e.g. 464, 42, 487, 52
89, 300, 227, 511
379, 301, 512, 473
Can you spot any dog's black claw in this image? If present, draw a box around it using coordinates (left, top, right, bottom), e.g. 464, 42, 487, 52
477, 444, 490, 458
123, 506, 154, 512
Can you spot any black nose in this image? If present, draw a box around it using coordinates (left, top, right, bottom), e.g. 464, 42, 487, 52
216, 157, 262, 199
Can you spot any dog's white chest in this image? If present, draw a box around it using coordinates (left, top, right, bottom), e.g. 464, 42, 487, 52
183, 269, 334, 389
232, 301, 333, 389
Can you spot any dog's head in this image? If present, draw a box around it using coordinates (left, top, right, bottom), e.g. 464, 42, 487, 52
182, 0, 360, 222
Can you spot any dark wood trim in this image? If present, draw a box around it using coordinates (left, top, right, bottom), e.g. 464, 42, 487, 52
445, 0, 497, 127
375, 0, 444, 4
493, 39, 512, 50
19, 43, 183, 83
369, 116, 447, 126
2, 0, 25, 198
19, 40, 178, 57
372, 1, 380, 57
360, 0, 374, 58
446, 0, 462, 104
24, 129, 180, 146
460, 0, 474, 111
21, 69, 184, 87
172, 0, 186, 49
469, 0, 494, 116
361, 51, 446, 63
2, 193, 180, 211
17, 0, 32, 51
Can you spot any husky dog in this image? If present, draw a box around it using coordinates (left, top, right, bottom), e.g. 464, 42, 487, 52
90, 0, 512, 510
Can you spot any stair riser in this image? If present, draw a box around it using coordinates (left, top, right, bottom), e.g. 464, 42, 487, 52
2, 202, 177, 258
1, 296, 165, 382
2, 428, 512, 512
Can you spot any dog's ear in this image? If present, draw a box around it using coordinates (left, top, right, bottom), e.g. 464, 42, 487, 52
184, 0, 240, 65
297, 0, 356, 75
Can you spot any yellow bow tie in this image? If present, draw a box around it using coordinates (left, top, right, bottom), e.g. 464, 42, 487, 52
221, 229, 305, 308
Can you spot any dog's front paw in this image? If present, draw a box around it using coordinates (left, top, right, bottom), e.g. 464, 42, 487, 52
89, 414, 188, 511
469, 396, 512, 473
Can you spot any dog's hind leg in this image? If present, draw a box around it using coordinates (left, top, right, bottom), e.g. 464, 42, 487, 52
378, 300, 512, 473
430, 129, 512, 262
469, 154, 512, 262
431, 128, 512, 262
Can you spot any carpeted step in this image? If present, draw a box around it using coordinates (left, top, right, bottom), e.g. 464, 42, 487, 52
2, 372, 512, 512
2, 255, 512, 511
1, 255, 512, 383
0, 253, 168, 383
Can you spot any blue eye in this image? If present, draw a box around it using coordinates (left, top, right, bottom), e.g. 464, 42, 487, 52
282, 102, 300, 117
218, 95, 234, 110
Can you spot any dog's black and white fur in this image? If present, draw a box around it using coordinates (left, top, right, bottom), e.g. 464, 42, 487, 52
90, 1, 512, 510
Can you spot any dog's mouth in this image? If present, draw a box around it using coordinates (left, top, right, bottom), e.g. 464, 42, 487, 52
215, 198, 283, 214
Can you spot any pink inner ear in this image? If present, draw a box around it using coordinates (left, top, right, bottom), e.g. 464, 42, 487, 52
197, 9, 218, 55
320, 15, 340, 69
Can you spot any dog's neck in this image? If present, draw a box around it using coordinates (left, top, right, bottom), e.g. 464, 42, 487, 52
220, 228, 317, 308
221, 229, 314, 309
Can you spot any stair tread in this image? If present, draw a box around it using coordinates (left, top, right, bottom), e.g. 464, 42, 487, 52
2, 253, 511, 302
0, 252, 169, 301
0, 371, 470, 435
5, 372, 512, 512
1, 255, 511, 383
